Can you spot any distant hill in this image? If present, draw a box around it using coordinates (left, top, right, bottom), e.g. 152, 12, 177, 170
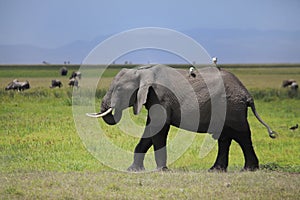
0, 41, 95, 64
0, 28, 299, 64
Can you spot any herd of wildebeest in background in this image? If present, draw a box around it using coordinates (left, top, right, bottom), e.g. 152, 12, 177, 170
4, 66, 81, 91
4, 66, 298, 92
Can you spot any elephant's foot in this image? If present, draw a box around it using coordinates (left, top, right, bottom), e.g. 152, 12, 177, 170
154, 166, 170, 172
241, 165, 259, 172
127, 164, 145, 172
208, 165, 227, 172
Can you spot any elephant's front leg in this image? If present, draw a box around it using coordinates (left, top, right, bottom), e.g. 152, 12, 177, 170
127, 123, 170, 171
152, 124, 170, 171
128, 105, 170, 171
127, 137, 152, 172
127, 115, 154, 172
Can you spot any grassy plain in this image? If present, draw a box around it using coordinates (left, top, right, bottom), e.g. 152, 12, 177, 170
0, 64, 299, 199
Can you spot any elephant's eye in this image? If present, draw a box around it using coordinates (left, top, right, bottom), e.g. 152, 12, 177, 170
115, 86, 121, 92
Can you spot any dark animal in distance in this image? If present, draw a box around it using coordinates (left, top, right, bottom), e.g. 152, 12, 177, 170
68, 77, 79, 88
282, 79, 296, 88
70, 71, 82, 79
289, 124, 298, 131
68, 71, 81, 88
60, 67, 68, 76
87, 65, 277, 172
291, 82, 298, 90
50, 80, 63, 88
5, 79, 30, 91
282, 79, 298, 91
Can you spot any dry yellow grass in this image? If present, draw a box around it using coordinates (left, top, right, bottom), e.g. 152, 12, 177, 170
226, 67, 300, 89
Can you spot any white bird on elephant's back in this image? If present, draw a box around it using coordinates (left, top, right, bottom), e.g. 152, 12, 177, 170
189, 66, 196, 77
212, 57, 221, 70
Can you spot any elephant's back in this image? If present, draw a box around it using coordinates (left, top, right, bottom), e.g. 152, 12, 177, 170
151, 66, 253, 132
220, 69, 253, 103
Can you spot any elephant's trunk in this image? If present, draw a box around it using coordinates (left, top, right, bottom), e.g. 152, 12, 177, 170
101, 110, 122, 125
101, 94, 123, 125
100, 97, 122, 125
86, 92, 122, 125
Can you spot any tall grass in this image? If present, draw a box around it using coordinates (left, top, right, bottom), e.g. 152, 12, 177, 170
1, 86, 299, 173
250, 88, 299, 101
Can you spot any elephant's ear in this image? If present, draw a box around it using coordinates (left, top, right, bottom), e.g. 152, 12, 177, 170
133, 84, 150, 115
133, 69, 154, 115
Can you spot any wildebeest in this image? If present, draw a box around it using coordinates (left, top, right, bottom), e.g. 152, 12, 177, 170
290, 82, 298, 90
70, 71, 81, 79
282, 79, 298, 91
68, 77, 79, 88
60, 67, 68, 76
282, 79, 296, 87
50, 80, 63, 88
5, 79, 30, 91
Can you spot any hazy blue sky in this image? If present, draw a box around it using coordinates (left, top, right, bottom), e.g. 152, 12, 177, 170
1, 0, 299, 48
0, 0, 300, 64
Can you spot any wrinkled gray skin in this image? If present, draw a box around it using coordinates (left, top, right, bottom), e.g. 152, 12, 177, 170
5, 80, 30, 91
91, 65, 276, 172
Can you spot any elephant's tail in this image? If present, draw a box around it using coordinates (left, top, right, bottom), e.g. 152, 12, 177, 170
248, 100, 277, 138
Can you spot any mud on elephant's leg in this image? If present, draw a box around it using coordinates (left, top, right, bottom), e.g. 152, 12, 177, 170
209, 131, 232, 172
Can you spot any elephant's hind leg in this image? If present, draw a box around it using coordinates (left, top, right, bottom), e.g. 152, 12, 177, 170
210, 129, 232, 172
232, 126, 259, 171
232, 122, 259, 171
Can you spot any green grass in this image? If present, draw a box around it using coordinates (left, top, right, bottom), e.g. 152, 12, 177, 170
0, 64, 300, 199
1, 88, 298, 173
0, 64, 133, 78
226, 67, 300, 89
0, 65, 79, 78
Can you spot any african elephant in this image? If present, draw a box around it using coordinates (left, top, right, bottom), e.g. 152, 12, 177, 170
87, 65, 276, 172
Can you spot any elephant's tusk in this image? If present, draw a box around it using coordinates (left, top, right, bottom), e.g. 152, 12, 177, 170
86, 108, 113, 118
